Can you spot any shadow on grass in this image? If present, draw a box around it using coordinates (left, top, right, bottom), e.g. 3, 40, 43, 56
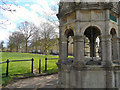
2, 73, 34, 78
43, 69, 58, 75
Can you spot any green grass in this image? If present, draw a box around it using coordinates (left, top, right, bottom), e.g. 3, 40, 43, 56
1, 52, 59, 86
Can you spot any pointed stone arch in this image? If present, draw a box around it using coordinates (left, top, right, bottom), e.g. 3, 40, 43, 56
64, 28, 74, 57
110, 28, 118, 60
65, 28, 74, 38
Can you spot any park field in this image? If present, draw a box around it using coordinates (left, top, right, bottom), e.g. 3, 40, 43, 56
0, 52, 59, 86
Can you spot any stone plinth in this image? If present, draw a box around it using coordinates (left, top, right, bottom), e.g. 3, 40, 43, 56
57, 60, 120, 88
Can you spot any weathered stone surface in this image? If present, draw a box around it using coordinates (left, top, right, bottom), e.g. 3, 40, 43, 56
57, 1, 120, 88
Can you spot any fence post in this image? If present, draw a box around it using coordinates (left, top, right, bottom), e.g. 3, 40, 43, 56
31, 58, 34, 73
6, 59, 9, 77
39, 59, 41, 74
45, 58, 47, 71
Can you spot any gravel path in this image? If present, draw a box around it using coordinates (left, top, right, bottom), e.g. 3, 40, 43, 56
5, 74, 58, 88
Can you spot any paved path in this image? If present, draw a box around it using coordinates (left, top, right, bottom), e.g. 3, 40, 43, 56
5, 74, 58, 88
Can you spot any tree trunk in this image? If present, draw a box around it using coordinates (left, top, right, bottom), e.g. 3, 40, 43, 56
16, 46, 18, 52
10, 47, 13, 52
25, 41, 28, 53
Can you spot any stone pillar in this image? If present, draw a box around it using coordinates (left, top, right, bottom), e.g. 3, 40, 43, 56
60, 37, 68, 62
112, 37, 117, 60
101, 35, 112, 66
101, 36, 106, 66
116, 38, 120, 60
118, 17, 120, 60
119, 38, 120, 61
106, 35, 112, 66
58, 25, 62, 62
74, 35, 85, 66
73, 38, 76, 58
57, 25, 68, 88
64, 67, 71, 88
105, 35, 115, 88
112, 37, 119, 60
106, 70, 115, 88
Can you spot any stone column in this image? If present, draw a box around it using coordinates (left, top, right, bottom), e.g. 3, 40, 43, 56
106, 70, 115, 88
73, 38, 76, 58
105, 35, 115, 88
57, 25, 68, 88
119, 38, 120, 61
60, 37, 68, 62
74, 35, 85, 66
118, 17, 120, 60
101, 36, 106, 66
112, 37, 119, 60
116, 38, 120, 60
101, 35, 112, 66
106, 35, 112, 66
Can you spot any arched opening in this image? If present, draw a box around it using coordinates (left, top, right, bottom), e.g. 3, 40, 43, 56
65, 29, 74, 57
84, 26, 101, 60
110, 28, 117, 60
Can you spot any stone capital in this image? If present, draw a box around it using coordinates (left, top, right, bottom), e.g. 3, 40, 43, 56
112, 37, 120, 43
101, 35, 112, 42
105, 35, 112, 41
73, 35, 85, 42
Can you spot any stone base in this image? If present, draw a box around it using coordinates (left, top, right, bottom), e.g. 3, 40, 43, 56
57, 63, 120, 88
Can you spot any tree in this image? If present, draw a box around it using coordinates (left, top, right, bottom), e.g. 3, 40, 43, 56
46, 2, 59, 28
0, 41, 4, 52
7, 31, 24, 52
30, 27, 41, 53
7, 36, 15, 52
40, 22, 58, 55
18, 21, 37, 53
0, 0, 17, 29
0, 0, 16, 11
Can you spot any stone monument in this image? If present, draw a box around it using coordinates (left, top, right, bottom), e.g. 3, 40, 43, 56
57, 1, 120, 88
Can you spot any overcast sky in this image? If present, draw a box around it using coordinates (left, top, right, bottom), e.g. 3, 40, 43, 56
0, 0, 59, 47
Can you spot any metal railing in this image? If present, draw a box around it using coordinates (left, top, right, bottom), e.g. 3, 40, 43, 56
45, 58, 59, 71
0, 58, 34, 77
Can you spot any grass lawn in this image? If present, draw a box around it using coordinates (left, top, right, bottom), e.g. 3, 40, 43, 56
0, 52, 59, 86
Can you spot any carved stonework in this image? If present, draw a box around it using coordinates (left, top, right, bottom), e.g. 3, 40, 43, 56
57, 1, 120, 88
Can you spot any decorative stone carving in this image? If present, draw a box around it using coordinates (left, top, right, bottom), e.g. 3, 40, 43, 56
57, 1, 120, 88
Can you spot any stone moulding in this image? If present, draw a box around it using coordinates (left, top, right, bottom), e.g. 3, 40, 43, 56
57, 2, 116, 19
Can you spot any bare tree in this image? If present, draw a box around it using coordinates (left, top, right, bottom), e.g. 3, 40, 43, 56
30, 27, 41, 53
0, 0, 16, 11
0, 0, 17, 29
7, 31, 24, 52
18, 21, 37, 53
7, 36, 15, 52
40, 22, 58, 55
0, 41, 4, 52
46, 2, 59, 27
